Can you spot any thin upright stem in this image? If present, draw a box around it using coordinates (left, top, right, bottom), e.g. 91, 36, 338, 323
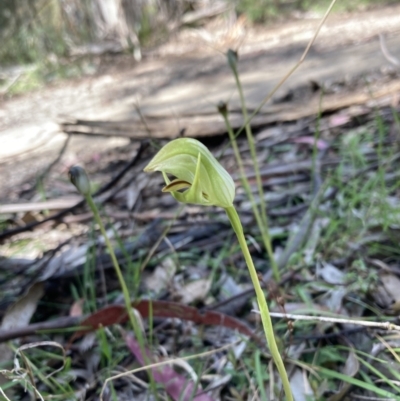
225, 205, 293, 401
221, 110, 277, 276
84, 196, 150, 373
228, 54, 280, 281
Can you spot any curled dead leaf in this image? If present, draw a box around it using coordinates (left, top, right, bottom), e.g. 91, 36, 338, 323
176, 279, 212, 304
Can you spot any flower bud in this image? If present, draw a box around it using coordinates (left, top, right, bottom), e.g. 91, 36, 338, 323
68, 165, 91, 196
227, 49, 238, 72
217, 101, 228, 117
144, 138, 235, 209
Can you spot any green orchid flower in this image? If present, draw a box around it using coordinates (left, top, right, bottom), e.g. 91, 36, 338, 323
144, 137, 292, 400
144, 138, 235, 208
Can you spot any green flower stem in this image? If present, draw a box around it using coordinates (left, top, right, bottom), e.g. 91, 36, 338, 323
84, 195, 147, 362
220, 109, 280, 283
228, 53, 280, 282
225, 205, 293, 401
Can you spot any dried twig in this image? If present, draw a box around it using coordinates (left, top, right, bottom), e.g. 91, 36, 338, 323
0, 316, 83, 343
257, 311, 400, 332
233, 0, 338, 140
36, 134, 71, 186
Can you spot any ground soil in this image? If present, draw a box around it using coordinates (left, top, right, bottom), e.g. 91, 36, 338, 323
1, 4, 400, 196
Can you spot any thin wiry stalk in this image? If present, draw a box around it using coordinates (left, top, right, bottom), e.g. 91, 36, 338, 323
85, 196, 144, 347
84, 194, 159, 397
225, 205, 293, 401
226, 51, 280, 281
232, 0, 338, 142
219, 103, 279, 281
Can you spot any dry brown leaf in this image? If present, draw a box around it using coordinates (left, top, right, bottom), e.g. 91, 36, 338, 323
380, 274, 400, 302
0, 283, 44, 396
316, 261, 346, 285
69, 299, 84, 317
176, 279, 212, 304
126, 174, 150, 210
0, 283, 44, 331
290, 369, 313, 401
144, 258, 177, 294
20, 211, 40, 224
323, 287, 347, 314
373, 283, 395, 309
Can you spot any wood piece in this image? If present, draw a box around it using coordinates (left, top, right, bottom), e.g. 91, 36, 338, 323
61, 79, 400, 140
0, 197, 82, 214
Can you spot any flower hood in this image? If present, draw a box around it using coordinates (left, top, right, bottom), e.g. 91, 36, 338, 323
144, 138, 235, 208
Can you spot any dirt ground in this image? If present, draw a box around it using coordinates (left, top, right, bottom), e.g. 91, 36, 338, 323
1, 4, 400, 196
2, 6, 400, 399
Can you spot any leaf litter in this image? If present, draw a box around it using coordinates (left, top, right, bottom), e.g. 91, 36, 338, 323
2, 103, 400, 399
2, 16, 400, 401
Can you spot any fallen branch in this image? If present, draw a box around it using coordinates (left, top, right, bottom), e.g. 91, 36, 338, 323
0, 316, 83, 343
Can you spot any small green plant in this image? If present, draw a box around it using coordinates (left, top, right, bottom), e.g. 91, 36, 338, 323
68, 166, 154, 387
144, 137, 293, 400
220, 49, 279, 282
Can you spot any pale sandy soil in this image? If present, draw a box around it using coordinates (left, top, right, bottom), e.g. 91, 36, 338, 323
0, 4, 399, 195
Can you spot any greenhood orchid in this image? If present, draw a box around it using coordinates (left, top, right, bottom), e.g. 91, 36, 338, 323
144, 138, 235, 208
144, 137, 292, 399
